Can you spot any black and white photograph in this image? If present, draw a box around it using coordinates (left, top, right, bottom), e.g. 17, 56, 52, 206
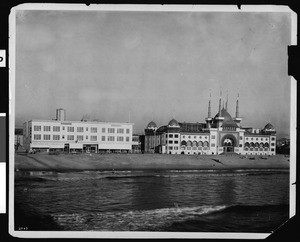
9, 4, 296, 239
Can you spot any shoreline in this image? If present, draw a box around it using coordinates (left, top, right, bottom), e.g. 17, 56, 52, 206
14, 153, 290, 172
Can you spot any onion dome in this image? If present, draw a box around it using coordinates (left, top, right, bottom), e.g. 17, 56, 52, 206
214, 108, 238, 128
264, 123, 275, 131
168, 118, 180, 127
146, 121, 157, 129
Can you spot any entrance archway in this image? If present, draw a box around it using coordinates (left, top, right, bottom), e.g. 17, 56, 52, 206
221, 135, 237, 153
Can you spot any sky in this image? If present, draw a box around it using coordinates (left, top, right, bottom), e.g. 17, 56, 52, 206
14, 8, 292, 137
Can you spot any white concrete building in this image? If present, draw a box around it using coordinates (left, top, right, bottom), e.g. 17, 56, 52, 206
23, 110, 134, 153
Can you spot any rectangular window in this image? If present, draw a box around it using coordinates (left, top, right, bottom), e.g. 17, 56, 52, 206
86, 136, 88, 139
102, 128, 105, 133
174, 147, 179, 150
77, 127, 84, 132
239, 144, 243, 147
53, 126, 60, 132
240, 136, 243, 140
169, 140, 173, 144
44, 126, 51, 132
174, 134, 179, 138
90, 136, 97, 141
67, 127, 74, 132
86, 127, 88, 131
77, 135, 83, 141
117, 136, 124, 142
117, 128, 124, 134
211, 143, 215, 147
43, 134, 51, 140
108, 128, 115, 133
67, 135, 74, 140
91, 127, 97, 133
108, 136, 115, 141
126, 137, 130, 142
271, 142, 275, 146
211, 135, 215, 139
174, 140, 178, 144
53, 135, 60, 140
34, 125, 41, 131
169, 146, 173, 150
102, 136, 105, 141
271, 148, 275, 151
62, 135, 65, 139
34, 134, 41, 140
169, 134, 173, 138
126, 129, 130, 134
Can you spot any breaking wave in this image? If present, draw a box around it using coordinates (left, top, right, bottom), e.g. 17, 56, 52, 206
51, 205, 227, 231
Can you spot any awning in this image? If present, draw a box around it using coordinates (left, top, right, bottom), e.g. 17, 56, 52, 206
49, 144, 64, 149
70, 143, 83, 149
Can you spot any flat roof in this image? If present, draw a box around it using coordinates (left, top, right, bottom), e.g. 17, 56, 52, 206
25, 119, 134, 125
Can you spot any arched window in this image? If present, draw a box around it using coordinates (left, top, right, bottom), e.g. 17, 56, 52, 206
255, 142, 259, 148
264, 143, 269, 148
259, 142, 264, 148
192, 141, 198, 147
250, 142, 255, 148
198, 141, 203, 147
181, 140, 187, 146
203, 141, 209, 147
186, 141, 192, 147
244, 142, 250, 148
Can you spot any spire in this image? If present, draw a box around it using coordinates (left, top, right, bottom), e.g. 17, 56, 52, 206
208, 92, 211, 118
218, 89, 222, 115
225, 90, 228, 111
236, 93, 239, 118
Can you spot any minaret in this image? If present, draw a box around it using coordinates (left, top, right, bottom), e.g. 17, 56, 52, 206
233, 93, 242, 127
236, 93, 239, 118
225, 90, 228, 111
208, 93, 211, 118
205, 91, 212, 128
218, 90, 222, 115
216, 89, 224, 128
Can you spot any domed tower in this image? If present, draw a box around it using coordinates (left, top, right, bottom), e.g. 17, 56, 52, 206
146, 121, 158, 131
168, 118, 180, 128
144, 121, 158, 153
263, 123, 276, 134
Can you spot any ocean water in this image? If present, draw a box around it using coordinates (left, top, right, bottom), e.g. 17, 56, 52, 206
14, 169, 289, 232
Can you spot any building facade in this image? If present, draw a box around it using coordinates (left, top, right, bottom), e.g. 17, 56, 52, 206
23, 109, 134, 153
144, 95, 276, 156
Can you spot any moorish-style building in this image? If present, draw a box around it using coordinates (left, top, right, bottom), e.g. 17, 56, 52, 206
144, 94, 276, 155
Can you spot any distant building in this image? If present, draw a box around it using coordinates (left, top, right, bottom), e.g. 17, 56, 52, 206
23, 109, 134, 153
144, 94, 276, 155
276, 138, 290, 154
132, 134, 142, 153
15, 128, 24, 151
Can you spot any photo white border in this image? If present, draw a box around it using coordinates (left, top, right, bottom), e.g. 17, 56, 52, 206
8, 3, 297, 239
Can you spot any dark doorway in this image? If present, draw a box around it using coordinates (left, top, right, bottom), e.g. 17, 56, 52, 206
222, 137, 235, 153
64, 144, 70, 153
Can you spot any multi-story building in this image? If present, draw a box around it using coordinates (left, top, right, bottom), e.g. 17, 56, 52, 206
144, 95, 276, 156
23, 109, 134, 153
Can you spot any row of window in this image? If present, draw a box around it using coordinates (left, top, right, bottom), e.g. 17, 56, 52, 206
182, 135, 209, 139
33, 125, 130, 134
33, 134, 131, 142
245, 137, 274, 141
181, 147, 210, 150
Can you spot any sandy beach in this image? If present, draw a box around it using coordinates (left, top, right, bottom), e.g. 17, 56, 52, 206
14, 153, 290, 171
